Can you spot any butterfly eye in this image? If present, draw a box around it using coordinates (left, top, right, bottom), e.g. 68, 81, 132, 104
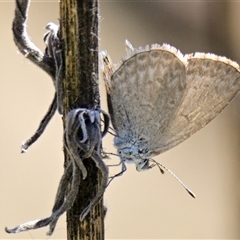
138, 148, 149, 155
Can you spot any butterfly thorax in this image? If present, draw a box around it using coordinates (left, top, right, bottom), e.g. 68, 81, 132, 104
114, 136, 152, 171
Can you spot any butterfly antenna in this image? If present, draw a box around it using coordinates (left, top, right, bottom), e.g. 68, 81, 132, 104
150, 159, 196, 198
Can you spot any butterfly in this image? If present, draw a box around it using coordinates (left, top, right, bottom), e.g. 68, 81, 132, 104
101, 40, 240, 172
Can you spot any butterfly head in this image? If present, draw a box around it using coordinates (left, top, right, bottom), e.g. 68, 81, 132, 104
118, 147, 152, 171
114, 137, 152, 171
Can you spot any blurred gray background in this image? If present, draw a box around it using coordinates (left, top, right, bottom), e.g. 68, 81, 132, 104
1, 1, 240, 239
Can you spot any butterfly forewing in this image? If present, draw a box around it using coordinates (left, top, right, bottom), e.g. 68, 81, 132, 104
110, 47, 187, 143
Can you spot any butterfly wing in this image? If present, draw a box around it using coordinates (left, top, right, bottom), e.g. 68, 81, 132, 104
102, 44, 240, 157
103, 45, 188, 144
151, 53, 240, 155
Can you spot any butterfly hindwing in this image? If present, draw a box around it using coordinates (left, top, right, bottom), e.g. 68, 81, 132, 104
152, 53, 240, 154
